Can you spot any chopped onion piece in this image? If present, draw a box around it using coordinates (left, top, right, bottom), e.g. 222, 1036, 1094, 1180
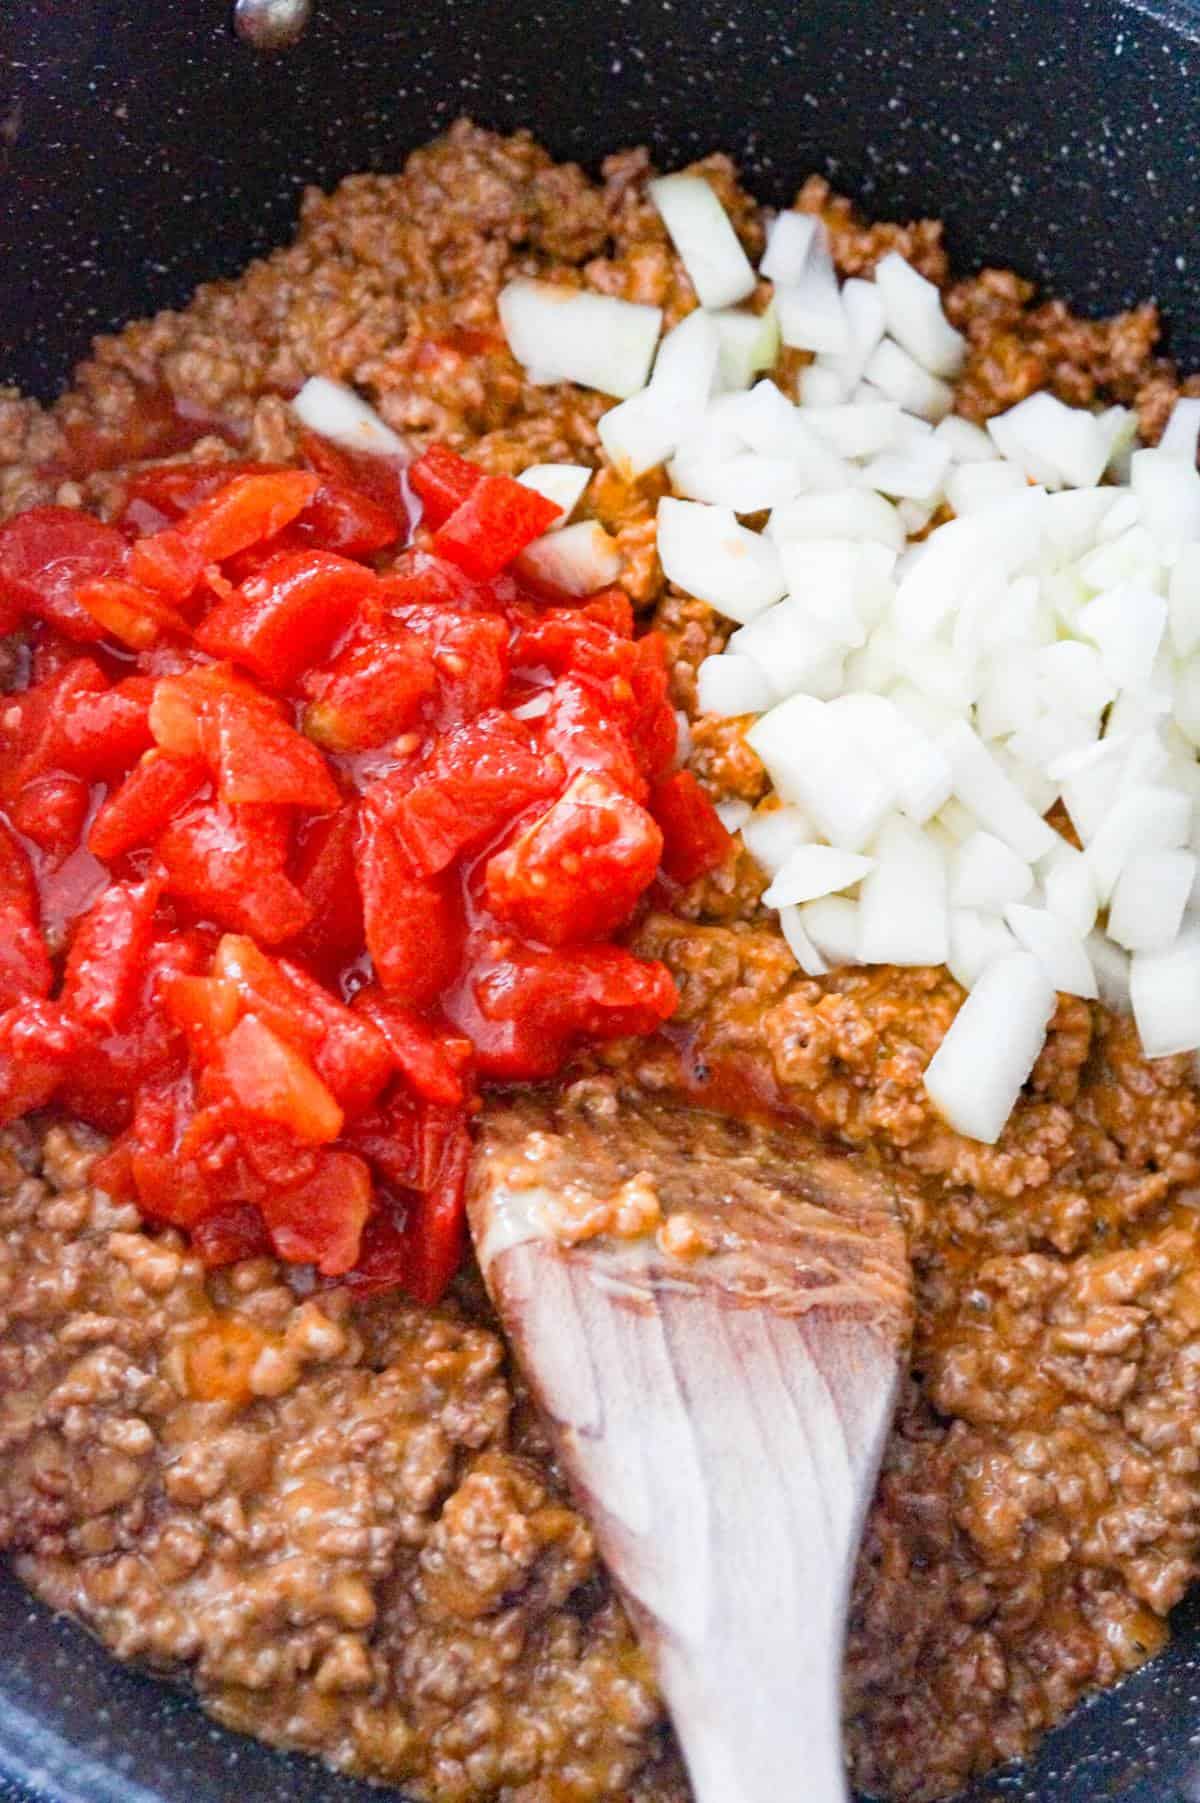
949, 831, 1034, 910
1077, 583, 1167, 694
715, 797, 753, 834
696, 653, 772, 716
516, 463, 590, 527
873, 252, 966, 378
862, 338, 954, 422
1168, 544, 1200, 659
1082, 783, 1191, 901
776, 260, 850, 356
1040, 842, 1099, 938
801, 401, 903, 459
648, 173, 756, 310
778, 905, 830, 977
1159, 396, 1200, 462
1107, 848, 1195, 951
1130, 446, 1200, 543
818, 279, 887, 391
1004, 903, 1097, 998
498, 279, 662, 399
797, 364, 849, 407
933, 416, 998, 463
516, 520, 622, 595
747, 694, 895, 851
657, 497, 786, 623
799, 895, 861, 966
669, 451, 802, 513
1130, 932, 1200, 1056
760, 212, 821, 285
291, 376, 406, 455
857, 814, 948, 966
987, 391, 1112, 490
863, 437, 952, 504
712, 305, 781, 390
598, 388, 682, 480
1087, 931, 1132, 1012
945, 461, 1028, 515
941, 720, 1057, 862
762, 843, 875, 907
728, 601, 845, 702
740, 803, 816, 876
947, 908, 1019, 990
924, 953, 1056, 1143
769, 489, 905, 551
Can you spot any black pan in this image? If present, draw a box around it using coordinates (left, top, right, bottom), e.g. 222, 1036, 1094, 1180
2, 2, 1200, 1798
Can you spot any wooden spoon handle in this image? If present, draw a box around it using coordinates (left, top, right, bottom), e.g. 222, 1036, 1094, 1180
491, 1238, 900, 1803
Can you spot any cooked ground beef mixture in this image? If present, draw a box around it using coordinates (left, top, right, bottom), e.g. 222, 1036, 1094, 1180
2, 120, 1199, 1803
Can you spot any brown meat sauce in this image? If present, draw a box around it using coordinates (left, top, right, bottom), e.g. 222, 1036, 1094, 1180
2, 119, 1199, 1803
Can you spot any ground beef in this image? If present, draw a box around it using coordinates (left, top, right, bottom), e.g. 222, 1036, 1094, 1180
2, 119, 1199, 1803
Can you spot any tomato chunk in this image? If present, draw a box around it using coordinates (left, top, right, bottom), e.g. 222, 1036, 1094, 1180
10, 772, 91, 859
258, 1148, 372, 1276
303, 621, 436, 752
391, 711, 562, 877
76, 577, 192, 649
208, 1013, 344, 1144
289, 805, 364, 968
131, 470, 322, 600
0, 507, 127, 641
61, 878, 162, 1030
196, 548, 378, 688
190, 1202, 273, 1267
88, 752, 209, 862
466, 944, 678, 1079
485, 772, 662, 946
356, 791, 464, 1003
651, 769, 733, 885
407, 444, 482, 528
207, 692, 341, 812
0, 1001, 86, 1125
0, 907, 53, 1010
157, 802, 313, 944
353, 990, 470, 1106
0, 815, 38, 918
433, 474, 559, 580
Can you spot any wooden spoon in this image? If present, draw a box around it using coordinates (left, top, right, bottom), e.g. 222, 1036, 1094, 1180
467, 1078, 912, 1803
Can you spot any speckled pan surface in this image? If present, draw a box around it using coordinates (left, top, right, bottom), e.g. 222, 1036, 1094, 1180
3, 1, 1200, 1798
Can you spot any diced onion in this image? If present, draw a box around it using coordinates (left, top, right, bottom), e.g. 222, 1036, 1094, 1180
712, 305, 780, 390
799, 895, 861, 966
1082, 783, 1191, 901
747, 694, 895, 851
946, 909, 1018, 991
1159, 396, 1200, 462
778, 905, 830, 977
291, 376, 406, 455
516, 464, 591, 527
1004, 904, 1097, 998
862, 338, 954, 422
940, 721, 1057, 862
498, 279, 662, 398
948, 831, 1033, 910
649, 173, 757, 310
759, 211, 821, 286
769, 489, 905, 552
857, 814, 948, 965
696, 653, 773, 716
1129, 932, 1200, 1056
762, 843, 874, 907
923, 953, 1057, 1143
1107, 848, 1196, 951
516, 520, 622, 596
657, 497, 786, 623
740, 804, 816, 876
1130, 446, 1200, 543
872, 252, 965, 379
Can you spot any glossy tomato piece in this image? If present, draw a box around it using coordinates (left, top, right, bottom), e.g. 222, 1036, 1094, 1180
87, 751, 209, 863
130, 470, 321, 600
60, 877, 163, 1031
406, 444, 481, 529
540, 675, 646, 801
0, 815, 38, 919
302, 621, 436, 752
651, 769, 732, 885
161, 972, 241, 1064
122, 461, 278, 525
157, 801, 313, 944
207, 1013, 344, 1144
147, 662, 275, 760
195, 549, 378, 689
0, 1000, 87, 1125
0, 907, 53, 1010
299, 431, 413, 539
9, 772, 91, 859
48, 677, 156, 783
5, 657, 108, 789
627, 632, 679, 782
75, 576, 191, 649
206, 692, 340, 812
352, 989, 470, 1106
0, 507, 127, 642
391, 710, 562, 877
258, 1147, 372, 1276
190, 1201, 273, 1267
465, 943, 678, 1080
288, 804, 364, 968
484, 771, 662, 945
356, 789, 464, 1004
433, 474, 559, 580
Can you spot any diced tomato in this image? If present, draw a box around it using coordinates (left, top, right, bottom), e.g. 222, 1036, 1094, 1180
50, 677, 155, 783
131, 470, 322, 601
207, 1013, 344, 1144
485, 772, 662, 945
10, 772, 92, 859
513, 605, 638, 686
464, 944, 678, 1080
0, 1001, 86, 1125
433, 474, 559, 580
157, 801, 313, 944
148, 663, 274, 760
125, 1085, 212, 1228
289, 804, 364, 968
407, 444, 482, 529
126, 529, 205, 601
5, 657, 108, 789
211, 934, 392, 1119
580, 587, 635, 637
356, 790, 464, 1003
345, 1099, 470, 1303
75, 576, 191, 649
353, 989, 470, 1106
302, 621, 436, 752
191, 1201, 273, 1267
122, 461, 277, 525
161, 973, 242, 1063
60, 878, 163, 1031
0, 906, 53, 1010
195, 549, 378, 688
207, 692, 341, 812
651, 769, 733, 885
401, 1129, 470, 1303
87, 752, 209, 862
0, 815, 38, 918
0, 507, 127, 642
299, 431, 413, 538
379, 549, 500, 615
297, 478, 400, 557
627, 633, 679, 781
258, 1148, 372, 1276
540, 675, 646, 801
391, 710, 562, 877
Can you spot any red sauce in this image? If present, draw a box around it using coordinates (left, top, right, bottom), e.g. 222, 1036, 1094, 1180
0, 443, 730, 1301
